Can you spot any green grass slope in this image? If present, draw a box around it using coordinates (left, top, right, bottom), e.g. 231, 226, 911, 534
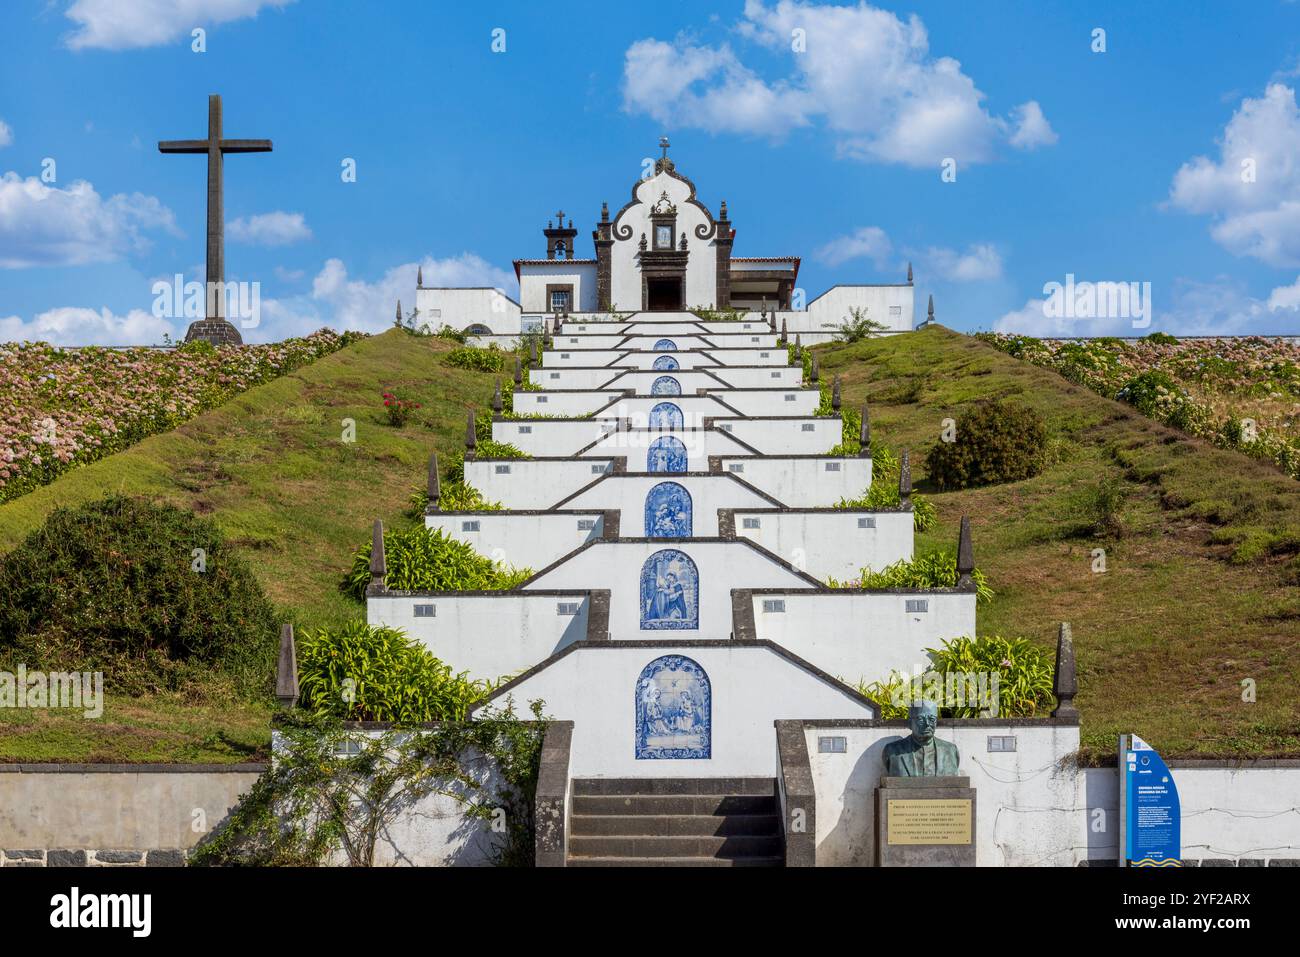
0, 329, 501, 762
818, 326, 1300, 761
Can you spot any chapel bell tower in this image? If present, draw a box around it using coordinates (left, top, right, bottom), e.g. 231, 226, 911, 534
544, 209, 578, 260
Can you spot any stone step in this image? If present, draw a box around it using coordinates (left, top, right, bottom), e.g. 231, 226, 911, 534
571, 793, 777, 817
570, 813, 780, 837
570, 833, 783, 859
568, 855, 783, 867
573, 777, 776, 796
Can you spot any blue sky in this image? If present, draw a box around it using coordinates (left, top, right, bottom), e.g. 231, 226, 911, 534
2, 0, 1300, 343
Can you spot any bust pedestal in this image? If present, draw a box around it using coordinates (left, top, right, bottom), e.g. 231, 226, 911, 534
875, 776, 976, 867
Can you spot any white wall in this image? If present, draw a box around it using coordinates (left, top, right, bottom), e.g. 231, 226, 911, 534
709, 366, 804, 389
804, 722, 1081, 866
424, 511, 606, 572
511, 390, 624, 417
368, 591, 593, 679
706, 388, 820, 417
751, 591, 977, 684
608, 172, 719, 310
415, 287, 521, 335
580, 427, 759, 471
524, 540, 813, 639
733, 510, 913, 582
530, 367, 624, 390
556, 474, 777, 535
718, 456, 870, 505
491, 418, 616, 457
611, 352, 723, 371
715, 418, 839, 455
486, 644, 875, 778
518, 263, 599, 312
465, 458, 620, 509
802, 285, 914, 334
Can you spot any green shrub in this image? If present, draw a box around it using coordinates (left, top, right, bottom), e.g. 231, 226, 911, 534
835, 548, 993, 603
859, 635, 1053, 718
0, 495, 278, 694
1068, 476, 1126, 538
824, 306, 886, 343
1116, 370, 1184, 417
1141, 331, 1179, 345
408, 481, 504, 517
836, 441, 937, 531
443, 346, 507, 373
925, 400, 1047, 490
297, 621, 497, 722
344, 525, 530, 601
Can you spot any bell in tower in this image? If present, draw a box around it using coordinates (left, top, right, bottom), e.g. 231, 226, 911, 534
543, 209, 579, 260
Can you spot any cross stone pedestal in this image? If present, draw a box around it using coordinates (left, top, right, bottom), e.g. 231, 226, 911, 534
876, 776, 976, 866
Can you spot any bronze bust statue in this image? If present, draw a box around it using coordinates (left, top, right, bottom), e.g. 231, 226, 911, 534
882, 700, 960, 776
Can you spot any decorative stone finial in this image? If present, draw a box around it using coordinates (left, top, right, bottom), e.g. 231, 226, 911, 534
780, 316, 788, 345
720, 199, 728, 219
928, 294, 935, 324
465, 408, 477, 456
514, 356, 523, 385
859, 404, 870, 455
395, 300, 402, 324
417, 265, 423, 288
906, 262, 913, 284
530, 339, 539, 365
639, 233, 647, 251
428, 452, 440, 510
832, 375, 841, 411
810, 355, 820, 384
601, 201, 609, 222
679, 233, 687, 251
492, 378, 503, 413
898, 449, 912, 505
370, 520, 386, 590
1052, 622, 1080, 719
275, 623, 298, 709
956, 515, 975, 588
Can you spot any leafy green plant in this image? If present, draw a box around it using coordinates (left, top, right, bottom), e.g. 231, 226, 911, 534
824, 306, 886, 343
0, 495, 278, 695
831, 548, 993, 603
443, 346, 507, 373
189, 701, 548, 867
297, 621, 496, 722
833, 441, 936, 531
925, 400, 1048, 490
408, 481, 504, 517
1068, 476, 1126, 538
857, 635, 1054, 719
343, 525, 530, 601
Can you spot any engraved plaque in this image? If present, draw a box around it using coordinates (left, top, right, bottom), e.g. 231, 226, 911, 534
886, 799, 972, 845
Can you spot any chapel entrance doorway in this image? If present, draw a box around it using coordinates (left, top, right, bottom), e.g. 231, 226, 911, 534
646, 277, 684, 311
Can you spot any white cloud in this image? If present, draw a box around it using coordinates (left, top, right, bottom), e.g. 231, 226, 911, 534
817, 225, 1002, 282
1169, 83, 1300, 267
227, 210, 311, 246
994, 276, 1300, 336
63, 0, 295, 51
922, 243, 1003, 282
622, 0, 1054, 167
254, 253, 516, 341
0, 306, 180, 346
1008, 101, 1057, 150
0, 119, 12, 148
816, 226, 892, 267
0, 172, 178, 268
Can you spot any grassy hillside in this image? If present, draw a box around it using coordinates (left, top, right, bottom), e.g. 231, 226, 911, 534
0, 329, 501, 762
4, 324, 1296, 762
818, 326, 1300, 761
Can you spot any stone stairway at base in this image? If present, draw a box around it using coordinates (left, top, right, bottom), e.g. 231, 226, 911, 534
567, 778, 783, 867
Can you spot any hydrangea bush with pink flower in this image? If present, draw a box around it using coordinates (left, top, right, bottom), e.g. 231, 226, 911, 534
0, 329, 366, 504
978, 333, 1300, 479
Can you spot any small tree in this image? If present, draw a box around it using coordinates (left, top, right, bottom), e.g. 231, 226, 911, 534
825, 306, 886, 343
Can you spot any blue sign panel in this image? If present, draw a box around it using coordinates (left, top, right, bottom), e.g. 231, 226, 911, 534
1124, 734, 1181, 866
653, 339, 678, 351
652, 355, 679, 371
649, 401, 684, 430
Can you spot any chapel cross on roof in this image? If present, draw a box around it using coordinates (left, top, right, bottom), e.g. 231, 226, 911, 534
159, 94, 272, 329
659, 136, 670, 158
